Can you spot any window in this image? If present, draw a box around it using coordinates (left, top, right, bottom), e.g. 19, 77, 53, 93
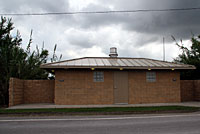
146, 72, 156, 82
93, 71, 104, 82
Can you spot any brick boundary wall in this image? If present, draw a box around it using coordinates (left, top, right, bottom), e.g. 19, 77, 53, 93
180, 80, 194, 102
9, 78, 200, 107
9, 78, 55, 107
9, 78, 24, 106
194, 80, 200, 101
23, 80, 55, 104
181, 80, 200, 102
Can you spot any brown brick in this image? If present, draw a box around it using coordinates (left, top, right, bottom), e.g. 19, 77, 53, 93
129, 70, 181, 104
9, 78, 55, 106
55, 70, 114, 105
55, 70, 181, 105
9, 78, 24, 107
23, 80, 54, 104
10, 70, 196, 106
180, 80, 194, 101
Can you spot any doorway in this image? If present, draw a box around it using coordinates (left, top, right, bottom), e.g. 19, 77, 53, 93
114, 71, 129, 104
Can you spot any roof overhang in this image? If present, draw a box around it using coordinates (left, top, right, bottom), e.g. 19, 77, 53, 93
40, 65, 196, 70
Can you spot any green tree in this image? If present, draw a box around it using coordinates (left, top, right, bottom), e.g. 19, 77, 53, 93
172, 35, 200, 80
0, 17, 23, 106
17, 30, 49, 80
0, 17, 60, 106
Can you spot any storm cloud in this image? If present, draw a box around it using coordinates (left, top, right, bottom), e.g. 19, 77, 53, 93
0, 0, 199, 61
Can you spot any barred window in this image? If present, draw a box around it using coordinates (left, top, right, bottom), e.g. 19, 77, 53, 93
146, 72, 156, 82
93, 71, 104, 82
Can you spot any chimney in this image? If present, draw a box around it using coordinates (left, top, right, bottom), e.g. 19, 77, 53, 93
109, 47, 118, 58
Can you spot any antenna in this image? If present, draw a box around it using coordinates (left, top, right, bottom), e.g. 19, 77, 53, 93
163, 37, 165, 61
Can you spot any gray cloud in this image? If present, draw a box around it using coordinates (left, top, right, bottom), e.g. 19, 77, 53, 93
66, 32, 94, 48
0, 0, 69, 12
0, 0, 199, 61
77, 0, 200, 41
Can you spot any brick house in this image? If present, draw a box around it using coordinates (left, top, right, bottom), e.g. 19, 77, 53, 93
41, 47, 195, 105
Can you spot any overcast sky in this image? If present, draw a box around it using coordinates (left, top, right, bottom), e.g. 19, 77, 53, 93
0, 0, 200, 61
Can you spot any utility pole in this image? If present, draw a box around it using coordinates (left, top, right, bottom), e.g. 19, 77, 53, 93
163, 37, 165, 61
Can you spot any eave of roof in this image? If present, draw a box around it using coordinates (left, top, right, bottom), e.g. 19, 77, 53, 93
40, 66, 195, 70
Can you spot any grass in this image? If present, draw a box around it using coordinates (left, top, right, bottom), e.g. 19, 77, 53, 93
0, 106, 199, 115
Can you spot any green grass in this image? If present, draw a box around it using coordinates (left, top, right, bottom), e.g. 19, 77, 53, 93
0, 106, 199, 114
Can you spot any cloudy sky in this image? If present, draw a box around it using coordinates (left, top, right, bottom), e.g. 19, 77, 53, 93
0, 0, 200, 61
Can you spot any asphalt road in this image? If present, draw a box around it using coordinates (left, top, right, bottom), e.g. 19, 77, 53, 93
0, 113, 200, 134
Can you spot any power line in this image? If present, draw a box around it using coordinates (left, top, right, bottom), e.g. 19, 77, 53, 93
0, 7, 200, 16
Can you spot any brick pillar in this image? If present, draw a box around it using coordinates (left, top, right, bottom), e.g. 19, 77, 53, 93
194, 80, 200, 101
9, 78, 14, 107
8, 78, 24, 107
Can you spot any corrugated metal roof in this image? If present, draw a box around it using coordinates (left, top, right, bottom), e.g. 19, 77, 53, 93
40, 57, 196, 70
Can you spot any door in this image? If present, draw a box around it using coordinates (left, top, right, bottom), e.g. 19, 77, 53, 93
114, 71, 129, 104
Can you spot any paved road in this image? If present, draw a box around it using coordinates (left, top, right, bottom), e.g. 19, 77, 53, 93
0, 113, 200, 134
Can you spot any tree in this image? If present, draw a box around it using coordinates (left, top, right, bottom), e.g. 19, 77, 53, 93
172, 35, 200, 80
16, 30, 50, 80
0, 17, 61, 106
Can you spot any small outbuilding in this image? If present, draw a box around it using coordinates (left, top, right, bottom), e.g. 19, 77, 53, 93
41, 47, 195, 105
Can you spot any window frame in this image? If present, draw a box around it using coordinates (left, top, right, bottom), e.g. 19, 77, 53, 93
146, 72, 156, 82
93, 71, 104, 82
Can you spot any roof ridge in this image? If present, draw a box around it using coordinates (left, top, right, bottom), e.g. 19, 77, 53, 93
81, 57, 161, 60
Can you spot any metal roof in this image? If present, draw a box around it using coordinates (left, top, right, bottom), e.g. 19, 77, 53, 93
40, 57, 196, 70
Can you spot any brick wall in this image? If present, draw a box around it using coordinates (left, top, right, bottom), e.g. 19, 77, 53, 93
24, 80, 54, 104
180, 80, 194, 101
55, 70, 181, 105
181, 80, 200, 101
129, 71, 181, 104
194, 80, 200, 101
9, 78, 54, 106
9, 78, 24, 106
55, 70, 114, 105
9, 71, 199, 106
